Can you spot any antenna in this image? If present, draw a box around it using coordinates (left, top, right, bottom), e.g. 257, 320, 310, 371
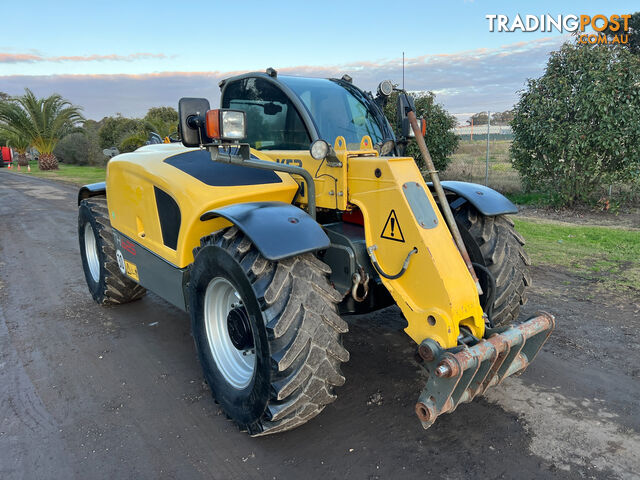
402, 52, 405, 90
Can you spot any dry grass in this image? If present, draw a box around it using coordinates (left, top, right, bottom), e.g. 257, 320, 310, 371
442, 140, 521, 193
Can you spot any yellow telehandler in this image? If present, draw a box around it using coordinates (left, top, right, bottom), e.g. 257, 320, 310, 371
78, 69, 554, 435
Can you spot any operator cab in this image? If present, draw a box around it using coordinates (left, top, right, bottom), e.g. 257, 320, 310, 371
220, 72, 395, 152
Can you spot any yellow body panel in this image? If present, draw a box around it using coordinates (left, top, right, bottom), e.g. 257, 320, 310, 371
348, 154, 485, 347
106, 143, 299, 268
259, 137, 378, 212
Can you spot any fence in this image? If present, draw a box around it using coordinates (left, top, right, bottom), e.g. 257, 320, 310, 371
440, 125, 521, 194
441, 125, 640, 204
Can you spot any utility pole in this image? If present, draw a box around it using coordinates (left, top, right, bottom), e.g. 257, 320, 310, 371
485, 111, 490, 186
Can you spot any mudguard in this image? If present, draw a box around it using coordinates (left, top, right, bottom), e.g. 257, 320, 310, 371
78, 182, 106, 205
200, 201, 330, 261
429, 181, 518, 216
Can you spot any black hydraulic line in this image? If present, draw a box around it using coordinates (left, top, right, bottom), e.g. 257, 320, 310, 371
367, 245, 418, 280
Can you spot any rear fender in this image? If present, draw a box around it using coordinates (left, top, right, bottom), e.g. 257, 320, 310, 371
429, 181, 518, 216
200, 201, 330, 261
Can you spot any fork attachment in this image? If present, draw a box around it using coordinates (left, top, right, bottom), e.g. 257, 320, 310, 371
415, 312, 555, 429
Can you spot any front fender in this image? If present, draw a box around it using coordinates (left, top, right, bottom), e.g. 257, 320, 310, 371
200, 201, 330, 261
429, 181, 518, 216
78, 182, 106, 205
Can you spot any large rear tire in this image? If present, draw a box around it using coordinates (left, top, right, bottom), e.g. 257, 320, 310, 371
189, 227, 349, 436
454, 204, 531, 326
78, 197, 146, 305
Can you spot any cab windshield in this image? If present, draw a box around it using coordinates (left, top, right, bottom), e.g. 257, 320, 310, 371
280, 76, 387, 149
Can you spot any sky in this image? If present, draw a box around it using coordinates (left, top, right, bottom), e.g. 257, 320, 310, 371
1, 0, 637, 123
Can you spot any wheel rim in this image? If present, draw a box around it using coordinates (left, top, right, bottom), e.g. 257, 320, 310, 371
84, 222, 100, 283
204, 277, 256, 389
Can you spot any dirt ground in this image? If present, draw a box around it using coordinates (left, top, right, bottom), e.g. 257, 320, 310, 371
1, 171, 639, 479
519, 205, 640, 229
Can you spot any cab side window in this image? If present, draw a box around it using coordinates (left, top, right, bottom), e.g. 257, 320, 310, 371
222, 78, 310, 150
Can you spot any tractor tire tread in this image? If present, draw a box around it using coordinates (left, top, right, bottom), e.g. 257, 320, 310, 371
82, 197, 146, 305
456, 205, 530, 326
193, 227, 348, 436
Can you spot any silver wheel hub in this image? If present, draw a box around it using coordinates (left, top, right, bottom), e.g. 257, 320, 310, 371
204, 277, 256, 389
84, 222, 100, 283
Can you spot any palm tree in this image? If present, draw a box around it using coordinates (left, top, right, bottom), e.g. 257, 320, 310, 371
2, 130, 31, 166
0, 89, 84, 170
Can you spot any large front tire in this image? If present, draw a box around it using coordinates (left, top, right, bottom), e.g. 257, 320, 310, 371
189, 227, 349, 436
455, 204, 531, 326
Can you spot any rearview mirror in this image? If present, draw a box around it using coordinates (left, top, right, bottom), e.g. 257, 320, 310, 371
396, 93, 416, 139
178, 97, 211, 147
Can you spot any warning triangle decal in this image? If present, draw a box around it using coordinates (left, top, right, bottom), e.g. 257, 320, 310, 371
380, 210, 405, 242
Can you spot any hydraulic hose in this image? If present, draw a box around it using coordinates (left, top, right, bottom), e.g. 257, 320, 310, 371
367, 245, 418, 280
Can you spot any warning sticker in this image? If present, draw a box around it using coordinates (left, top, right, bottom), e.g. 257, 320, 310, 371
124, 260, 139, 282
380, 210, 405, 242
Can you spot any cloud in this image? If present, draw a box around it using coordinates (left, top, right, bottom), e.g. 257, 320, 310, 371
0, 53, 42, 63
0, 52, 166, 63
0, 36, 567, 122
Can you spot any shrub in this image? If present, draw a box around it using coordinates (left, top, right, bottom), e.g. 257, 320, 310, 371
53, 132, 89, 165
98, 115, 141, 149
511, 42, 640, 205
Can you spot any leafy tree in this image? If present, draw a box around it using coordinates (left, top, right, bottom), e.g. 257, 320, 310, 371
83, 120, 108, 165
467, 112, 489, 126
511, 42, 640, 205
491, 110, 515, 125
53, 132, 89, 165
145, 106, 178, 124
98, 115, 141, 149
384, 91, 458, 171
119, 107, 178, 152
603, 12, 639, 55
0, 89, 84, 170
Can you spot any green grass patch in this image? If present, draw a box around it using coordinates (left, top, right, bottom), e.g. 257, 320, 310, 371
18, 161, 106, 186
514, 218, 640, 294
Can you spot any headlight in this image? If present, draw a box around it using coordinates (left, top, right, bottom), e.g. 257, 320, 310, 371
310, 139, 330, 160
377, 80, 394, 97
221, 111, 246, 140
205, 109, 246, 141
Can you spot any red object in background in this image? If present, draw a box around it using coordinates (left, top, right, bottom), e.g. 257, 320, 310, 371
1, 147, 12, 165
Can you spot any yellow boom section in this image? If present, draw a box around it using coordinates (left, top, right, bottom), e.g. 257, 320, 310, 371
346, 147, 485, 348
259, 136, 486, 348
